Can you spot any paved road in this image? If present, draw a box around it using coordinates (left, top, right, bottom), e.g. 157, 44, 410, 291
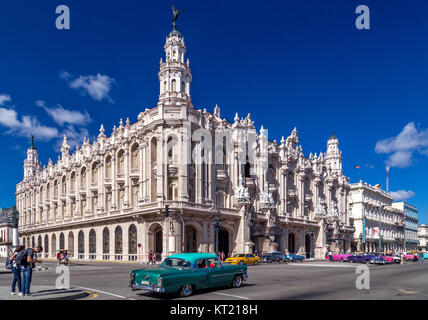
0, 259, 427, 300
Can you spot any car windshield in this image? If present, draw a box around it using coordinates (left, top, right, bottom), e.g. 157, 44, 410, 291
233, 254, 245, 257
161, 258, 191, 270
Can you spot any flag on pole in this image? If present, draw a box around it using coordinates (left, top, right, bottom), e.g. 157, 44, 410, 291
353, 165, 360, 169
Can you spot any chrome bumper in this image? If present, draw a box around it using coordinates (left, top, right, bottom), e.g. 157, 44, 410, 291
130, 281, 165, 293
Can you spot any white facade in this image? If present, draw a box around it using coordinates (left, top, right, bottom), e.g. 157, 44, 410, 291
418, 224, 428, 251
0, 209, 14, 257
16, 21, 355, 262
349, 182, 404, 252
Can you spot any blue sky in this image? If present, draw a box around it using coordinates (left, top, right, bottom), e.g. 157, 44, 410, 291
0, 0, 427, 223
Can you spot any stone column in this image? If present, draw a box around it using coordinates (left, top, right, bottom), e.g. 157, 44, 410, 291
111, 156, 117, 210
156, 135, 164, 201
124, 150, 130, 208
179, 130, 189, 201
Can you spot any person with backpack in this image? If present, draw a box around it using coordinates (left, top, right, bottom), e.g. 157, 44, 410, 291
16, 245, 43, 297
7, 245, 25, 296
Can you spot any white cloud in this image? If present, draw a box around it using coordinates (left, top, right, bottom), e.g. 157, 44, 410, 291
35, 100, 46, 108
43, 104, 91, 126
0, 107, 58, 140
390, 190, 416, 201
375, 122, 428, 168
0, 94, 11, 106
61, 71, 115, 103
58, 70, 72, 80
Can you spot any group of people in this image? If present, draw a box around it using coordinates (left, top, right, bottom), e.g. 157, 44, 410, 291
6, 245, 43, 297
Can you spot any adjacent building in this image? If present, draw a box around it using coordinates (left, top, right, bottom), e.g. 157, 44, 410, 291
348, 182, 404, 252
391, 202, 419, 251
418, 224, 428, 251
0, 207, 15, 257
16, 15, 355, 262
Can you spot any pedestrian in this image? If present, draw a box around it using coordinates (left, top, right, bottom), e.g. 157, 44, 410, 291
9, 245, 25, 296
255, 249, 259, 257
420, 252, 425, 264
327, 249, 332, 261
400, 252, 404, 266
147, 250, 153, 265
17, 245, 43, 297
153, 252, 157, 264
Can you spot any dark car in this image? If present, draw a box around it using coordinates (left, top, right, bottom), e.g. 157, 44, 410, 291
348, 253, 377, 264
261, 251, 284, 263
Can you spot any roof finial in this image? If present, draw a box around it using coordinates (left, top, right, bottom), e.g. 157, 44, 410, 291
29, 135, 36, 150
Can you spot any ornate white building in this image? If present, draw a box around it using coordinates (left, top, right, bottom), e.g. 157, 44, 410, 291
348, 182, 405, 252
16, 19, 355, 262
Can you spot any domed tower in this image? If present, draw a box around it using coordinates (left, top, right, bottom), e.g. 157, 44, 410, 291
325, 132, 342, 173
158, 7, 192, 107
23, 135, 40, 179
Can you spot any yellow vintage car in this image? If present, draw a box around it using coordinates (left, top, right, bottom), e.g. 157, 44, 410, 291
225, 253, 260, 265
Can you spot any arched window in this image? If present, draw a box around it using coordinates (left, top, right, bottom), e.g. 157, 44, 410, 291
163, 81, 167, 93
59, 233, 65, 250
46, 184, 50, 200
37, 235, 42, 247
128, 224, 137, 255
115, 226, 122, 255
89, 229, 96, 259
103, 227, 110, 254
70, 172, 76, 192
171, 79, 177, 92
78, 231, 84, 259
44, 235, 49, 257
181, 81, 185, 93
54, 180, 58, 198
80, 168, 86, 187
105, 156, 112, 179
92, 163, 98, 184
117, 150, 125, 175
62, 176, 66, 194
131, 144, 139, 170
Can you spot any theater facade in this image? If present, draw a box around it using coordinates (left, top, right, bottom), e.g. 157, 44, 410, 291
16, 21, 354, 262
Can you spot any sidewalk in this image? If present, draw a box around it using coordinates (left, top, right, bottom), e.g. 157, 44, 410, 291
0, 285, 88, 300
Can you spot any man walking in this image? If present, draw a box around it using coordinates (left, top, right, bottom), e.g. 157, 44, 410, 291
18, 246, 43, 297
147, 250, 153, 265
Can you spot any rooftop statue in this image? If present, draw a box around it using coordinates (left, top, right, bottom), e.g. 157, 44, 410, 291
172, 5, 184, 30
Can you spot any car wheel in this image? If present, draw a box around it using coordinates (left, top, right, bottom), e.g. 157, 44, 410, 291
254, 260, 259, 265
180, 284, 193, 297
366, 260, 370, 264
232, 275, 243, 288
239, 260, 245, 265
341, 258, 344, 262
269, 260, 273, 263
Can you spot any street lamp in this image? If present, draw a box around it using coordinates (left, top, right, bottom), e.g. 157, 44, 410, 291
213, 212, 222, 256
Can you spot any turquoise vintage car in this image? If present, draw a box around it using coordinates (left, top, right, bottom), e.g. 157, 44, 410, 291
129, 253, 248, 297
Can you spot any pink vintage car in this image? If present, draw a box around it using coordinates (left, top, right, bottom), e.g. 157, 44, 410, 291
325, 254, 352, 262
404, 253, 418, 261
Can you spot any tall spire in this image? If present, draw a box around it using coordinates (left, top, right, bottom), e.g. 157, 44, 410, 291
29, 135, 36, 150
158, 6, 192, 106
